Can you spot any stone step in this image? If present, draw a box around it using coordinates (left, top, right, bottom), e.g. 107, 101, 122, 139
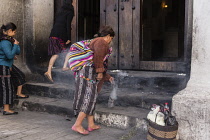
15, 95, 149, 131
23, 82, 174, 109
30, 67, 187, 92
114, 70, 187, 93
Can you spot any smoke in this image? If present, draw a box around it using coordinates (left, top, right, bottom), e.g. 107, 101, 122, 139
110, 81, 117, 100
109, 70, 128, 100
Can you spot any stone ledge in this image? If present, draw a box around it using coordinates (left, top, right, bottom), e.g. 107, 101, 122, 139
16, 95, 149, 130
24, 82, 173, 109
31, 67, 187, 92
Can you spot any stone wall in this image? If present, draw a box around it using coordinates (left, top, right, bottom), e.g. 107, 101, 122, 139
0, 0, 54, 73
24, 0, 54, 70
0, 0, 24, 68
189, 0, 210, 86
172, 0, 210, 139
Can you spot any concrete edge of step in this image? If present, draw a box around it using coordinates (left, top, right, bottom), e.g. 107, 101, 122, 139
23, 82, 174, 110
13, 96, 149, 131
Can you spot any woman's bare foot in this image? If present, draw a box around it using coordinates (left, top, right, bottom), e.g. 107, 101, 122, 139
88, 125, 101, 131
72, 125, 89, 135
44, 72, 54, 83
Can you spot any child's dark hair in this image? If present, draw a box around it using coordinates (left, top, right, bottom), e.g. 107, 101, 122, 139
0, 22, 17, 38
94, 26, 115, 38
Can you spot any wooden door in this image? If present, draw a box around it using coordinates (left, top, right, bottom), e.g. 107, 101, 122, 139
100, 0, 140, 70
119, 0, 140, 69
101, 0, 119, 69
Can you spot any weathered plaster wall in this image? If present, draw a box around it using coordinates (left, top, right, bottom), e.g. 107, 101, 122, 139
31, 0, 54, 67
24, 0, 54, 70
0, 0, 24, 68
172, 0, 210, 139
0, 0, 54, 73
188, 0, 210, 86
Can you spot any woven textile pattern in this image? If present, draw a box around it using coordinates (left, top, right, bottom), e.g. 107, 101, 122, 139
68, 40, 93, 72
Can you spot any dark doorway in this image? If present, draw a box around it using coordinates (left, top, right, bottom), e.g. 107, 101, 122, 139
139, 0, 186, 72
141, 0, 185, 62
77, 0, 100, 40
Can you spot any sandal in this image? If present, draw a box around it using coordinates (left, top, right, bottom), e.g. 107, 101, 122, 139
71, 126, 89, 135
16, 95, 29, 99
44, 72, 54, 83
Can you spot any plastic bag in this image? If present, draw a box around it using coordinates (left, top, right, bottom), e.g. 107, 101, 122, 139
165, 112, 178, 126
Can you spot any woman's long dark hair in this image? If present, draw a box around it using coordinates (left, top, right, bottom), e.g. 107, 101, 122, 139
94, 26, 115, 38
0, 22, 17, 38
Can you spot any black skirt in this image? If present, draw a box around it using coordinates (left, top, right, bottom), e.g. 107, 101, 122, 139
11, 65, 26, 87
0, 65, 14, 106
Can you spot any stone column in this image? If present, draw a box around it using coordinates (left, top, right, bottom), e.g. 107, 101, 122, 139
172, 0, 210, 139
0, 0, 24, 68
0, 0, 54, 73
24, 0, 54, 70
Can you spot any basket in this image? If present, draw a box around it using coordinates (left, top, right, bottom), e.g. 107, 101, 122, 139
147, 120, 178, 140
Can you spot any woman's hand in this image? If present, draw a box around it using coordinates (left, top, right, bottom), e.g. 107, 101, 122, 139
109, 77, 114, 84
14, 56, 18, 60
66, 40, 71, 44
96, 73, 103, 81
14, 39, 19, 45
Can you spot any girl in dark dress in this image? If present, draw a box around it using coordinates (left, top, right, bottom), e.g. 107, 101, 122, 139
44, 0, 74, 82
0, 22, 20, 115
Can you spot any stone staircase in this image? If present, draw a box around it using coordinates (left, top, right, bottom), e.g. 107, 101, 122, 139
16, 67, 187, 139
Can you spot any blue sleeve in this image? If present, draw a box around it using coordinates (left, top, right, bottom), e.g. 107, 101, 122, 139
14, 44, 20, 55
1, 40, 19, 59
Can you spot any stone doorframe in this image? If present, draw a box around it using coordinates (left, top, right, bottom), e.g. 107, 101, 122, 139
184, 0, 193, 79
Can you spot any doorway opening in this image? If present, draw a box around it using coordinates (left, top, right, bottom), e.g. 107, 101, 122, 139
77, 0, 100, 40
141, 0, 185, 62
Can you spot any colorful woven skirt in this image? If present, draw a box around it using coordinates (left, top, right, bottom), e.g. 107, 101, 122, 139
73, 66, 98, 116
48, 37, 67, 55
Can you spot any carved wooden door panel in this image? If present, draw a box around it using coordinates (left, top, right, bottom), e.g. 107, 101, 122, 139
100, 0, 140, 70
101, 0, 119, 69
119, 0, 140, 69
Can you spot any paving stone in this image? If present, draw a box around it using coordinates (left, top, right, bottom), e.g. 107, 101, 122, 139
0, 111, 132, 140
18, 95, 149, 130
